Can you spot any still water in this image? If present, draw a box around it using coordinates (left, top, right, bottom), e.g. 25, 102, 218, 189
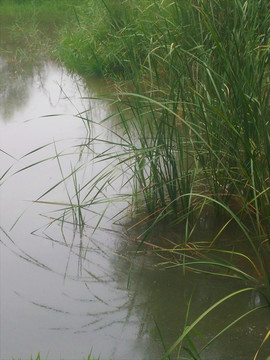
0, 46, 269, 360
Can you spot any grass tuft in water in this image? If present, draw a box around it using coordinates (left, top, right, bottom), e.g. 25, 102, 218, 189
2, 0, 269, 358
54, 0, 270, 356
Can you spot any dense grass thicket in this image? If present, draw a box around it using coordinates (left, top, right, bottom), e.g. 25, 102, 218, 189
58, 0, 270, 250
1, 0, 270, 358
58, 5, 270, 349
3, 0, 270, 302
58, 2, 269, 210
3, 0, 269, 236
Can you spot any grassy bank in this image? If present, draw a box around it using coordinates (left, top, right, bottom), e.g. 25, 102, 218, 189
58, 0, 270, 226
1, 0, 270, 358
2, 2, 269, 237
58, 0, 270, 262
0, 0, 85, 60
56, 1, 270, 356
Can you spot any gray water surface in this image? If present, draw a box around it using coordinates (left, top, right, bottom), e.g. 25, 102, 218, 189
0, 44, 269, 360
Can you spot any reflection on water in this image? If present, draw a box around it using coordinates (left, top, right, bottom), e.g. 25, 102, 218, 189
0, 42, 269, 360
0, 56, 41, 121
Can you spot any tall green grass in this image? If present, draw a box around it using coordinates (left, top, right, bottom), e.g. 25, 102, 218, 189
43, 0, 270, 290
2, 0, 269, 357
56, 1, 270, 356
59, 0, 270, 251
58, 0, 269, 230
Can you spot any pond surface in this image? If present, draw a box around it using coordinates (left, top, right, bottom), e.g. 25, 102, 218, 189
0, 39, 269, 360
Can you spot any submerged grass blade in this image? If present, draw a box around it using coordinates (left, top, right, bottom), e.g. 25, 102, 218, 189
201, 305, 269, 354
160, 288, 253, 359
253, 329, 270, 360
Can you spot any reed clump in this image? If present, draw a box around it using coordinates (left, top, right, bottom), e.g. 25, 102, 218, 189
2, 0, 269, 356
60, 0, 269, 235
58, 1, 270, 314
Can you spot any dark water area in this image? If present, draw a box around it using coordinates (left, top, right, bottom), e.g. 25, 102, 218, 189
0, 30, 269, 360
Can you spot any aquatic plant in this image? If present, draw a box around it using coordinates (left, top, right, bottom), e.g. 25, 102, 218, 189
2, 0, 269, 358
56, 0, 270, 357
58, 0, 270, 229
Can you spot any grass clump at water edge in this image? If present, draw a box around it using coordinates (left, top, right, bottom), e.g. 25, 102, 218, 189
2, 0, 270, 358
55, 0, 270, 357
58, 0, 270, 282
58, 0, 270, 233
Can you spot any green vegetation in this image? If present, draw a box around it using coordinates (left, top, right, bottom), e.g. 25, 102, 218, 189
0, 0, 84, 62
58, 0, 270, 280
56, 0, 270, 234
1, 0, 270, 358
56, 0, 270, 357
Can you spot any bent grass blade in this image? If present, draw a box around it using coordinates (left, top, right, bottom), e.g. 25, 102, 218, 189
160, 288, 254, 360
